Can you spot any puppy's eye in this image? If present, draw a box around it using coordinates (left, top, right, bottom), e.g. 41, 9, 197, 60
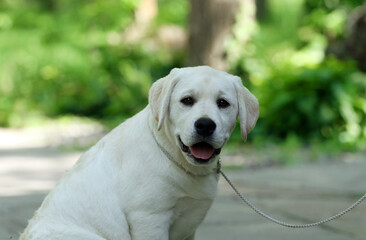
180, 97, 194, 106
217, 99, 230, 109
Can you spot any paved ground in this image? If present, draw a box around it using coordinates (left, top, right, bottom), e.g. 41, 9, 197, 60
197, 158, 366, 240
1, 128, 365, 240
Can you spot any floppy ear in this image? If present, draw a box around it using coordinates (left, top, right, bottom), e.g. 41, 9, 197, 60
234, 77, 259, 142
149, 68, 180, 130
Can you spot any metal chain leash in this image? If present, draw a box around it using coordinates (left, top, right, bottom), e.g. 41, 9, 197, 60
216, 160, 366, 228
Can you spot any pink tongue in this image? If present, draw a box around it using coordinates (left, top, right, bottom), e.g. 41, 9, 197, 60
190, 143, 215, 160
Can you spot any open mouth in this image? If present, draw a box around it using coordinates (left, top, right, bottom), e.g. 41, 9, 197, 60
179, 137, 221, 164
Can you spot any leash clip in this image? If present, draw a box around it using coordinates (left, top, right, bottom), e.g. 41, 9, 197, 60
216, 159, 221, 174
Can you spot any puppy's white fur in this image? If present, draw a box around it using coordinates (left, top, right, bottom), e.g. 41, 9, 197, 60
20, 66, 259, 240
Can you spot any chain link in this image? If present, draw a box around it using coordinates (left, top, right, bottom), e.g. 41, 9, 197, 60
218, 163, 366, 228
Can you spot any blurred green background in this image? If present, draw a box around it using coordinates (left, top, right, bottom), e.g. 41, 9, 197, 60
1, 0, 366, 157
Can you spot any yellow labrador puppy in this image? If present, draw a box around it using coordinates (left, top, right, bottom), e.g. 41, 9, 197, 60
20, 66, 259, 240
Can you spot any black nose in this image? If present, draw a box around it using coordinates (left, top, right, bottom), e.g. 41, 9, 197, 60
194, 118, 216, 137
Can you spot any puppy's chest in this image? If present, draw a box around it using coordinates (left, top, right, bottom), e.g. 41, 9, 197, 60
169, 196, 213, 238
172, 196, 210, 218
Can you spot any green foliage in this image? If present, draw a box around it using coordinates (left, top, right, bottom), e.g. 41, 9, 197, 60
255, 58, 366, 145
1, 0, 365, 152
0, 0, 185, 126
229, 0, 366, 149
156, 0, 188, 27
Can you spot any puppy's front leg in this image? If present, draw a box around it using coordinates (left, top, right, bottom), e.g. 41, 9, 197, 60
128, 212, 170, 240
184, 232, 195, 240
130, 226, 169, 240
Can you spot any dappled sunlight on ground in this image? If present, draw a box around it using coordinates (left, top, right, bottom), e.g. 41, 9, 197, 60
0, 125, 103, 196
0, 118, 106, 150
0, 127, 91, 239
0, 148, 80, 196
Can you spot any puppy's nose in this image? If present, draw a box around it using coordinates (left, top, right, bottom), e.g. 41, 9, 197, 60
195, 118, 216, 137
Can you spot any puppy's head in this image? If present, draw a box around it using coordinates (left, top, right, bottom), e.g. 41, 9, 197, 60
149, 66, 259, 167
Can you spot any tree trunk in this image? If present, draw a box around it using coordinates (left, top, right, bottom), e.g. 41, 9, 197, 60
186, 0, 241, 70
344, 5, 366, 72
327, 4, 366, 72
255, 0, 266, 21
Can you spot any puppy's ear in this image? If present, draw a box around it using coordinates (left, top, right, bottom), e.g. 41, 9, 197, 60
149, 68, 180, 130
234, 77, 259, 142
